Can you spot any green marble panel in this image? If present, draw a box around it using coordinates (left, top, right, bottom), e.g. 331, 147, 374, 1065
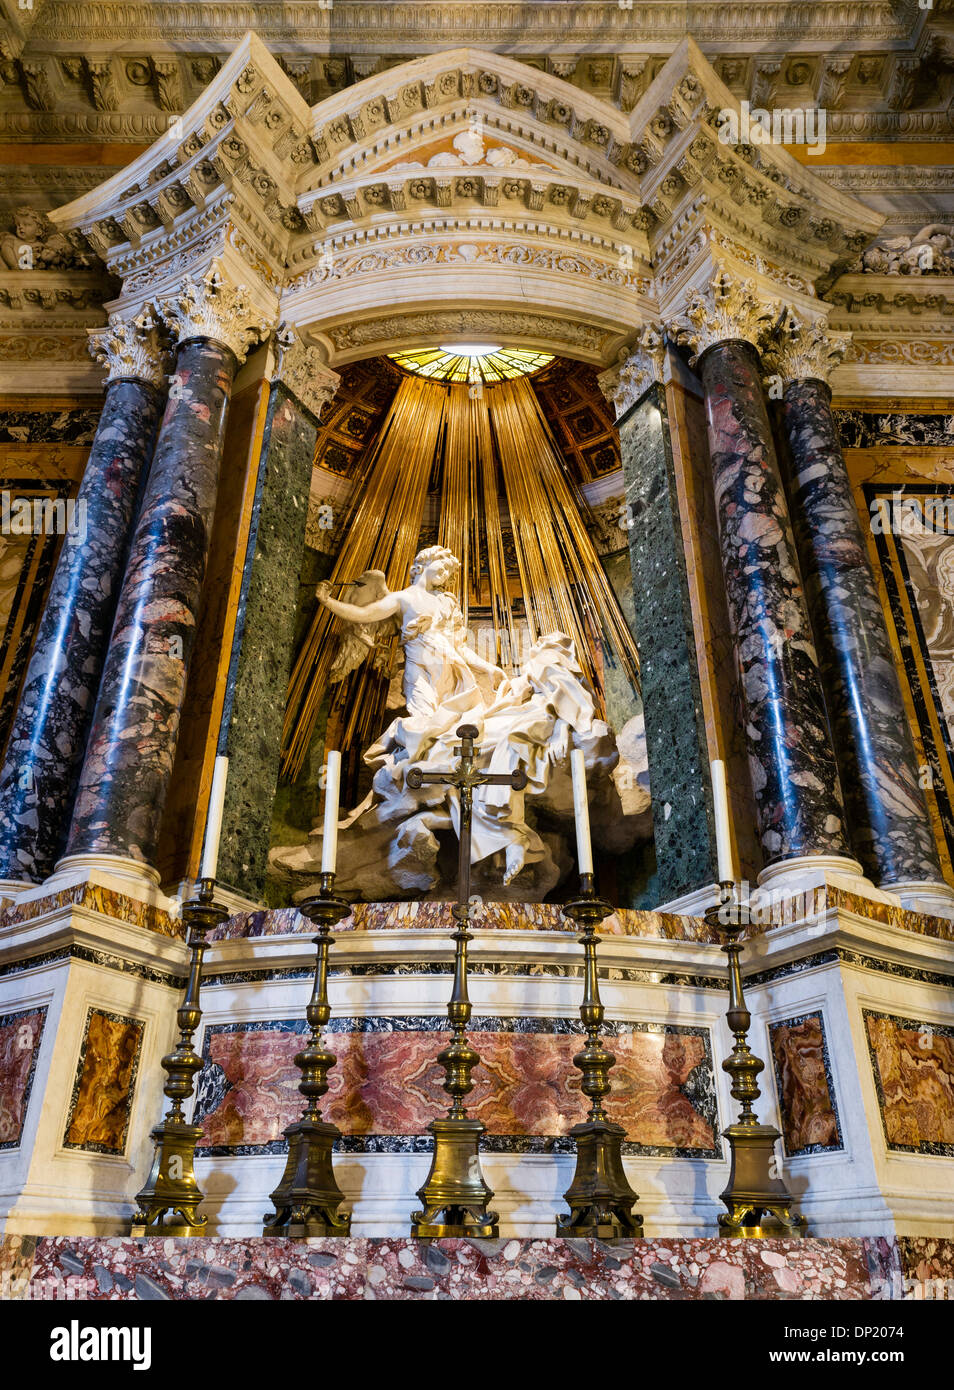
217, 384, 319, 900
619, 383, 715, 902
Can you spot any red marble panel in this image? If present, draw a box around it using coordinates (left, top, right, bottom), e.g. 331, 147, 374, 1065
198, 1028, 304, 1149
64, 1009, 144, 1154
865, 1011, 954, 1152
0, 1008, 45, 1147
197, 1024, 716, 1152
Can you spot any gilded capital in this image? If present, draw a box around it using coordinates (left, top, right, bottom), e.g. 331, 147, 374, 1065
597, 324, 666, 418
762, 309, 850, 386
666, 268, 779, 366
273, 324, 340, 420
87, 307, 169, 389
155, 263, 272, 362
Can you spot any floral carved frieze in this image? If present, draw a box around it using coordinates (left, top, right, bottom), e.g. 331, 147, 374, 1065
325, 309, 611, 357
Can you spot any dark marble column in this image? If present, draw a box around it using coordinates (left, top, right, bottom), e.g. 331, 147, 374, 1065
604, 337, 716, 903
682, 307, 853, 868
215, 338, 339, 900
0, 313, 166, 884
62, 271, 271, 873
773, 325, 943, 887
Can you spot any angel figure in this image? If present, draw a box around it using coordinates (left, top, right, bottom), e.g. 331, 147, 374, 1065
316, 545, 506, 718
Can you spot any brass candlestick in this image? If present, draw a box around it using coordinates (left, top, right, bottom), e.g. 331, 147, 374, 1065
131, 877, 227, 1236
556, 874, 643, 1238
706, 879, 806, 1238
409, 725, 524, 1238
263, 872, 352, 1237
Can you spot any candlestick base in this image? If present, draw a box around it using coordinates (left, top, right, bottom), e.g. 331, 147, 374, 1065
130, 1118, 207, 1237
262, 1117, 352, 1238
410, 1117, 499, 1238
718, 1121, 808, 1238
556, 1117, 643, 1240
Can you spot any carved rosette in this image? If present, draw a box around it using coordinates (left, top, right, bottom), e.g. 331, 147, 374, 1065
273, 325, 340, 420
762, 309, 851, 386
666, 267, 780, 365
87, 307, 169, 389
155, 263, 272, 362
597, 324, 667, 417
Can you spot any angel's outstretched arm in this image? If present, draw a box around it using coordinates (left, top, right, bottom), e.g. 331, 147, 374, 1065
316, 581, 400, 626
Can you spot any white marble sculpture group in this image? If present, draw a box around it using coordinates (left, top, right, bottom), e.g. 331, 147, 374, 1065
270, 546, 650, 901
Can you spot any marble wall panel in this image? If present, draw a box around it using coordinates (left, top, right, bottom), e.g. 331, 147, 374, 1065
617, 383, 715, 901
193, 1017, 721, 1159
217, 386, 321, 900
0, 1004, 46, 1148
863, 1008, 954, 1155
63, 1007, 145, 1155
768, 1011, 843, 1156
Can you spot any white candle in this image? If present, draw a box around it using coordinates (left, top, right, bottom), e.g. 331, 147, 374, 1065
570, 748, 594, 876
710, 758, 735, 883
199, 755, 228, 881
321, 750, 341, 875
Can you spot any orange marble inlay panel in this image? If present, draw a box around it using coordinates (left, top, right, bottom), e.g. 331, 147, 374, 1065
865, 1010, 954, 1154
64, 1009, 145, 1154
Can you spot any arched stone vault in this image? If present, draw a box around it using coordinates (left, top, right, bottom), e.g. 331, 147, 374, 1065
46, 32, 883, 373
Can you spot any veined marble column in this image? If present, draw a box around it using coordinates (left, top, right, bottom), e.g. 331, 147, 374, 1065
0, 311, 167, 886
668, 271, 856, 880
768, 311, 950, 900
215, 330, 340, 901
60, 268, 272, 882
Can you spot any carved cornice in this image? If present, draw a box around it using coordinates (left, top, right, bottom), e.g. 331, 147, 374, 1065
761, 309, 850, 386
87, 305, 170, 387
22, 3, 918, 48
272, 323, 340, 420
154, 262, 272, 360
597, 325, 667, 416
666, 266, 780, 363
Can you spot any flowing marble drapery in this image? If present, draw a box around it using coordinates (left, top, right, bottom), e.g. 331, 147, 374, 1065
0, 312, 166, 883
668, 273, 853, 869
62, 269, 272, 872
770, 313, 945, 887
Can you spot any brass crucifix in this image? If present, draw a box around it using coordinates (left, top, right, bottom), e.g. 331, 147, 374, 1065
406, 723, 527, 1238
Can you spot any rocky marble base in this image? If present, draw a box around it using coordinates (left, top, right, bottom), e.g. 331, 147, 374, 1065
2, 1232, 950, 1300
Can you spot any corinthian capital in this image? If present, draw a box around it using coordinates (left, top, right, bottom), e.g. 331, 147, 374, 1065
762, 309, 851, 386
155, 263, 272, 362
87, 307, 169, 389
273, 324, 340, 420
597, 324, 667, 417
666, 267, 779, 365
